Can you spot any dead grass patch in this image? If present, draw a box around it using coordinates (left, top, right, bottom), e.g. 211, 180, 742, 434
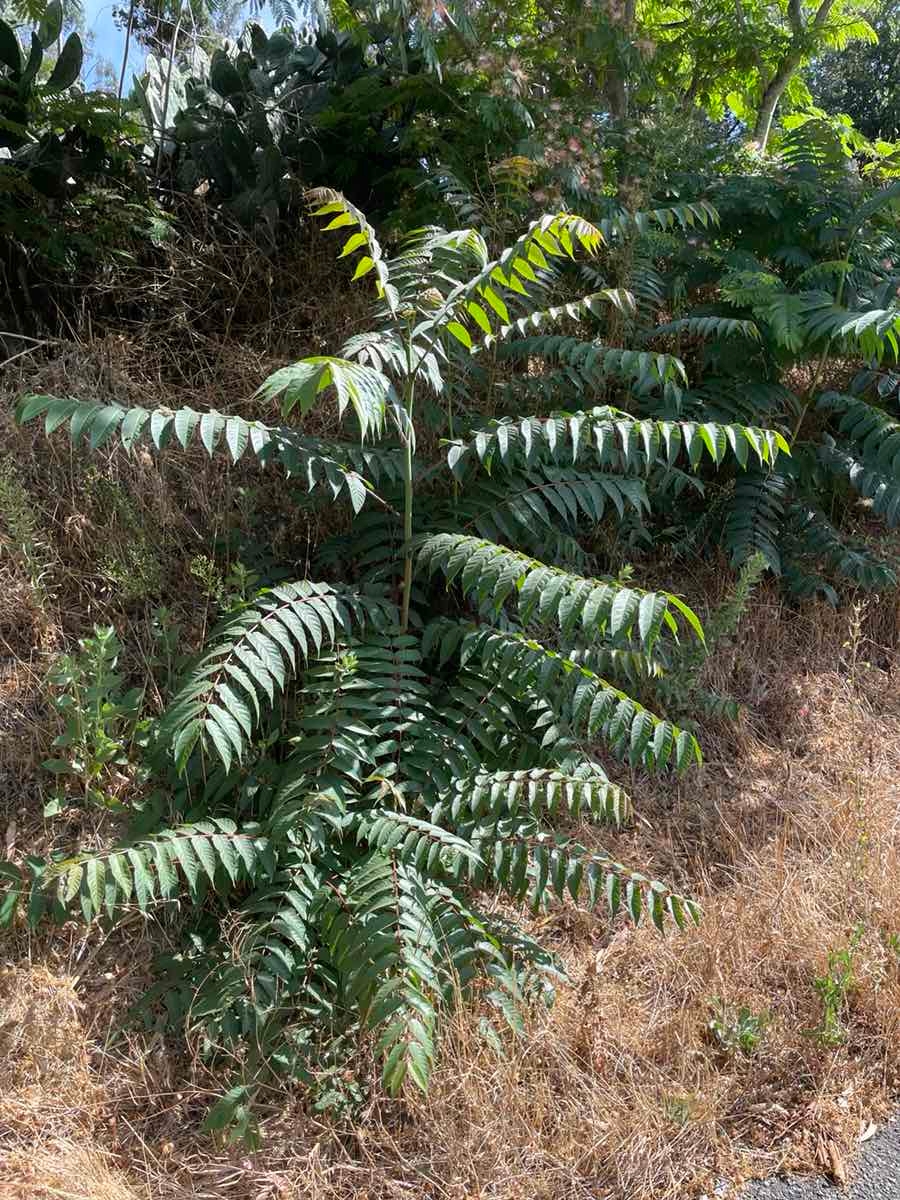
1, 1139, 143, 1200
0, 965, 104, 1148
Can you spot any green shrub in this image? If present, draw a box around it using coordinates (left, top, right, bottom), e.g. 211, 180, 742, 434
632, 123, 900, 599
4, 191, 792, 1137
0, 2, 161, 290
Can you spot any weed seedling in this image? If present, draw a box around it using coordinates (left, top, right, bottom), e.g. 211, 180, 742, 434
708, 998, 769, 1056
812, 927, 863, 1047
189, 555, 258, 615
664, 1094, 698, 1126
841, 599, 870, 687
43, 625, 144, 812
148, 605, 184, 697
0, 461, 53, 602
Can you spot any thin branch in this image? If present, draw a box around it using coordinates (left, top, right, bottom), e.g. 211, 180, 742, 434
116, 0, 135, 115
154, 0, 186, 188
813, 0, 840, 29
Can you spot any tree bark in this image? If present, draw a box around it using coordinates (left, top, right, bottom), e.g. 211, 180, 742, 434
682, 61, 702, 109
603, 0, 637, 120
750, 0, 839, 151
752, 54, 801, 150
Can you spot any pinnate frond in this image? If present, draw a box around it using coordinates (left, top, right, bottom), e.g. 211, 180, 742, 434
651, 315, 761, 340
420, 212, 606, 344
160, 584, 396, 772
494, 339, 686, 405
817, 391, 900, 475
470, 289, 635, 350
598, 200, 718, 241
801, 297, 900, 358
308, 187, 393, 309
12, 819, 270, 926
452, 467, 649, 545
416, 533, 701, 649
16, 394, 397, 512
446, 408, 789, 476
322, 852, 442, 1093
818, 438, 900, 525
724, 471, 787, 570
783, 504, 896, 596
426, 620, 701, 770
474, 831, 699, 932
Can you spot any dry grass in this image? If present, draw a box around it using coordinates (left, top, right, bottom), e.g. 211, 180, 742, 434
1, 1140, 143, 1200
0, 965, 101, 1142
2, 320, 900, 1198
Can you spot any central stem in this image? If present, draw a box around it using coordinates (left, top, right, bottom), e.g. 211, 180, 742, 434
400, 375, 415, 633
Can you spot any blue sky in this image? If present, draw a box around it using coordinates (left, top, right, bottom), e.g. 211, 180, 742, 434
82, 0, 126, 87
79, 0, 263, 89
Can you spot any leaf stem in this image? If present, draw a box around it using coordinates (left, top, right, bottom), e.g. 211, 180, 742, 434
400, 372, 415, 633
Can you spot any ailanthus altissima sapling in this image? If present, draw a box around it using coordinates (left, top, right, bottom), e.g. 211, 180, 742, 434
3, 192, 791, 1136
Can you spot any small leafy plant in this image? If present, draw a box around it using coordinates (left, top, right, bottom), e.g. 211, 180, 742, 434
812, 928, 862, 1047
147, 606, 184, 698
189, 555, 260, 617
655, 552, 767, 725
42, 625, 144, 813
708, 997, 769, 1056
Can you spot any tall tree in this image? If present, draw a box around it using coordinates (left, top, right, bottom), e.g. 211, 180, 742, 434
752, 0, 838, 147
810, 0, 900, 139
643, 0, 877, 150
111, 0, 236, 59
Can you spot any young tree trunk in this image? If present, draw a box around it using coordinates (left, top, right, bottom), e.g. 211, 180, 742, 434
154, 1, 186, 188
116, 0, 135, 116
605, 71, 628, 119
752, 54, 801, 151
603, 0, 637, 120
749, 0, 838, 152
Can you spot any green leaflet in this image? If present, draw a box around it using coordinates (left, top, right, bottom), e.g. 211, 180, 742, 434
256, 357, 394, 441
